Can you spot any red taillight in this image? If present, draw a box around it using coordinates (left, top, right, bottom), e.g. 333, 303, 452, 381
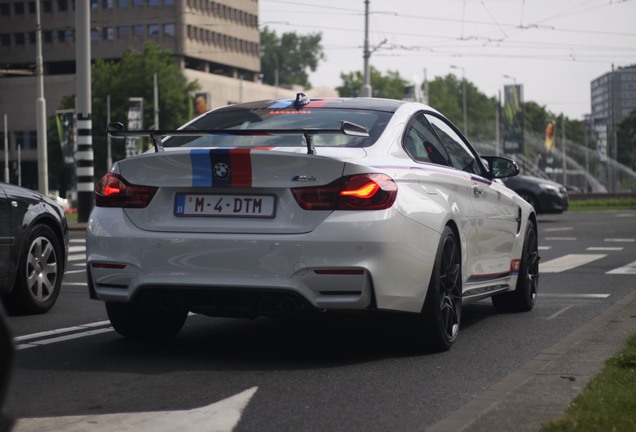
291, 173, 397, 210
95, 173, 157, 208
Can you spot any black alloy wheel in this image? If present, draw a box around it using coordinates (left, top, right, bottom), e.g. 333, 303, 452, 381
421, 226, 462, 352
492, 222, 539, 312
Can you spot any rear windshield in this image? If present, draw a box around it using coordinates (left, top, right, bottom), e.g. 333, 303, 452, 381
163, 107, 393, 148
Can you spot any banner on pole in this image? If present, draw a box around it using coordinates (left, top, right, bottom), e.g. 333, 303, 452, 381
55, 109, 75, 164
502, 84, 524, 154
126, 97, 144, 157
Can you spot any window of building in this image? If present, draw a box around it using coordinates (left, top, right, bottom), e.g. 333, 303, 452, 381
163, 23, 175, 37
133, 0, 143, 6
28, 2, 35, 13
164, 0, 174, 5
103, 27, 115, 40
57, 0, 68, 12
118, 0, 128, 8
91, 0, 99, 9
42, 1, 52, 12
14, 3, 25, 14
148, 0, 159, 6
0, 4, 8, 15
148, 24, 160, 37
28, 31, 35, 44
132, 25, 144, 38
117, 26, 128, 39
57, 29, 67, 42
17, 131, 37, 150
43, 30, 53, 43
0, 34, 10, 47
91, 28, 99, 41
14, 33, 24, 45
102, 0, 113, 8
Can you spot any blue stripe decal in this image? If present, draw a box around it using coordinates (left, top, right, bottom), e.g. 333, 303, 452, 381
191, 149, 213, 187
268, 100, 292, 109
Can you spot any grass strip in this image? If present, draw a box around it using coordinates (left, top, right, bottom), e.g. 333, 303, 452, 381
543, 332, 636, 431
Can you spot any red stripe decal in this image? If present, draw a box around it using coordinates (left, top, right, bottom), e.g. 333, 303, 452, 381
305, 99, 331, 108
229, 148, 253, 187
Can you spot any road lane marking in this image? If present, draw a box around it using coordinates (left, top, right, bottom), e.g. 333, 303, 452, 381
16, 328, 114, 350
15, 321, 112, 350
604, 238, 635, 242
14, 387, 257, 432
541, 293, 610, 299
538, 246, 552, 250
607, 260, 636, 275
544, 237, 577, 241
65, 269, 86, 275
68, 246, 85, 253
544, 227, 574, 232
540, 254, 606, 273
587, 247, 623, 251
546, 305, 574, 320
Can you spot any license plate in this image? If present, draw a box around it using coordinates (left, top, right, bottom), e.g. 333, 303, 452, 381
174, 193, 276, 218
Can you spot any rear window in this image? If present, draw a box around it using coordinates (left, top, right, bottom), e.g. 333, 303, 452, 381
163, 107, 393, 148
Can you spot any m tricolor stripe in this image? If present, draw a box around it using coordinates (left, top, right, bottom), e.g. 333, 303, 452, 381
190, 148, 253, 187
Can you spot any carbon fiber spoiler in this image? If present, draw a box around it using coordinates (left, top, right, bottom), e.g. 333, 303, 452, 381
107, 121, 369, 155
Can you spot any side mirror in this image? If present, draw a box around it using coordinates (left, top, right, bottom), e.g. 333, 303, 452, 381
482, 156, 519, 179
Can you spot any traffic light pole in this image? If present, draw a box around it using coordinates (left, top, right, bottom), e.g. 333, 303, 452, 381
75, 1, 94, 222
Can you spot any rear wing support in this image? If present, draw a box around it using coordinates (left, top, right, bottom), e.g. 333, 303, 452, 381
107, 121, 370, 155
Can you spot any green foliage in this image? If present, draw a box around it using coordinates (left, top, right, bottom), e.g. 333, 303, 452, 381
568, 198, 636, 211
260, 27, 325, 88
427, 74, 497, 141
617, 109, 636, 169
543, 333, 636, 432
336, 66, 408, 100
86, 40, 198, 178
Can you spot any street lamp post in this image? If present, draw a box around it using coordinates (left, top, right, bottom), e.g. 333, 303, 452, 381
450, 65, 467, 136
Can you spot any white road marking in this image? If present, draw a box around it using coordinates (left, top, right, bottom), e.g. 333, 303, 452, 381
65, 269, 86, 275
607, 260, 636, 275
14, 387, 258, 432
69, 238, 85, 244
14, 321, 111, 342
615, 213, 636, 218
538, 246, 552, 250
541, 293, 610, 299
544, 227, 574, 232
68, 246, 85, 253
586, 247, 623, 251
546, 304, 574, 320
544, 237, 577, 241
540, 254, 606, 273
16, 328, 114, 350
68, 254, 86, 261
604, 238, 635, 242
62, 282, 87, 286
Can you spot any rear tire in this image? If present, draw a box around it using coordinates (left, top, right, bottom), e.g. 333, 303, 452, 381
492, 222, 539, 313
419, 226, 462, 352
106, 301, 188, 339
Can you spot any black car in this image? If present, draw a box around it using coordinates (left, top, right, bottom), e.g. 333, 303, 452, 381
501, 175, 568, 214
0, 182, 69, 314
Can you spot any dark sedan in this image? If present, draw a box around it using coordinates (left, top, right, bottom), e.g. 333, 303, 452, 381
501, 175, 568, 214
0, 182, 69, 314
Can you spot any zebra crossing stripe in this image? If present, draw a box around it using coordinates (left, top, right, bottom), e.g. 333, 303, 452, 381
607, 261, 636, 275
540, 254, 606, 273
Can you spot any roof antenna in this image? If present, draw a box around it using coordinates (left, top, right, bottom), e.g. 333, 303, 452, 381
293, 92, 310, 108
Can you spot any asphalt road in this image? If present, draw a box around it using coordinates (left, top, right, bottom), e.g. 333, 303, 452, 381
4, 209, 636, 432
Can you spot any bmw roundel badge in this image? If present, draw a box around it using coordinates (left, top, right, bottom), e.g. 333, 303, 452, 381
214, 162, 230, 179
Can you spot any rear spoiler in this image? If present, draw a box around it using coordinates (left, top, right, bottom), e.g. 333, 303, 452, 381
107, 121, 369, 155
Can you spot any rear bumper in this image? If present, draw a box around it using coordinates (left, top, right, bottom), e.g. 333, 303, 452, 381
86, 208, 439, 314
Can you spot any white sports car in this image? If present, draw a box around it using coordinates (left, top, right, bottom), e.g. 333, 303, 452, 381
87, 95, 538, 351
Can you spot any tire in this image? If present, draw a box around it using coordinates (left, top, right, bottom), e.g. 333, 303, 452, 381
5, 224, 63, 314
106, 301, 188, 339
492, 222, 539, 313
420, 226, 462, 352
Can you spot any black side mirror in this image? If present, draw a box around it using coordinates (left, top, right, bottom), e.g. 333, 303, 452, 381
482, 156, 520, 179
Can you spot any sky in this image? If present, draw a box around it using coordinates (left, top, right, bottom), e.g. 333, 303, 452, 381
259, 0, 636, 120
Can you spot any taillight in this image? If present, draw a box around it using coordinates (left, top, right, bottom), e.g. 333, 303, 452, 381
95, 173, 157, 208
291, 173, 397, 210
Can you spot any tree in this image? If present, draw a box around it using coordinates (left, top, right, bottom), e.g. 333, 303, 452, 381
617, 109, 636, 170
63, 41, 199, 179
260, 27, 325, 89
427, 74, 497, 141
337, 67, 408, 99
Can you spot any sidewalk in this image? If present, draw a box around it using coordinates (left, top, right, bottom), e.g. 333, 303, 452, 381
426, 288, 636, 432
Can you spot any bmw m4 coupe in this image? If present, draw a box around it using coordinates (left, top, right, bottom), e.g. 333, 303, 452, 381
87, 95, 539, 351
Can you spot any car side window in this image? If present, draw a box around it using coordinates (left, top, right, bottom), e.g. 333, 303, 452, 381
425, 114, 480, 174
402, 113, 450, 166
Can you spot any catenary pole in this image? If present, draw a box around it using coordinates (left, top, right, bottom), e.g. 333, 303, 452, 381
75, 0, 94, 222
35, 0, 48, 195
